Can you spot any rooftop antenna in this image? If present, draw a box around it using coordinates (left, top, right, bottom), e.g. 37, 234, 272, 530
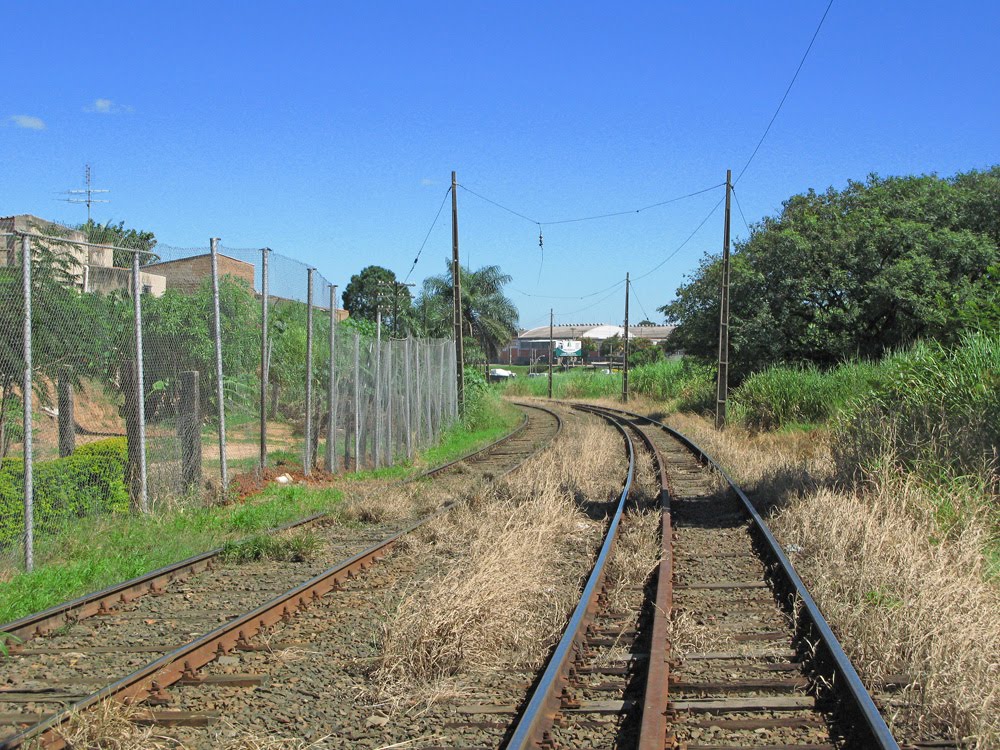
61, 164, 110, 223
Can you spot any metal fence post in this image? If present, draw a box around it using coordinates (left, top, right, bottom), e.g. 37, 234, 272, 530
209, 238, 228, 496
304, 268, 314, 476
326, 284, 337, 472
21, 235, 34, 571
405, 337, 413, 458
132, 252, 149, 513
386, 342, 393, 464
260, 248, 270, 472
353, 331, 360, 470
374, 314, 382, 467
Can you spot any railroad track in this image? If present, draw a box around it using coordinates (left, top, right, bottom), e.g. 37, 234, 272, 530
503, 403, 899, 750
0, 402, 562, 749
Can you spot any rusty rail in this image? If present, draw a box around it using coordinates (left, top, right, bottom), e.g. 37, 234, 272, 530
0, 401, 564, 749
504, 405, 635, 749
582, 403, 900, 750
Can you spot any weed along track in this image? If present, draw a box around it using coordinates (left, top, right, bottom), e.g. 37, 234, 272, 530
0, 402, 563, 749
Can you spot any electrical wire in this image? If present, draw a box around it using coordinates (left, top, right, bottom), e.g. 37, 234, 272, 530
731, 186, 752, 236
511, 276, 627, 301
403, 186, 452, 283
734, 0, 835, 186
632, 195, 726, 282
456, 181, 725, 227
556, 280, 627, 317
629, 281, 654, 323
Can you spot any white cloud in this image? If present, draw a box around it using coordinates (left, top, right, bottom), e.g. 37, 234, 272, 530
9, 114, 45, 130
420, 178, 436, 186
85, 98, 133, 114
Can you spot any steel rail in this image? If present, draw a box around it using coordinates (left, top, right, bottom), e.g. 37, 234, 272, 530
1, 403, 556, 645
585, 403, 900, 750
416, 409, 529, 478
576, 405, 673, 750
0, 512, 325, 644
1, 402, 564, 749
0, 510, 441, 750
505, 406, 635, 749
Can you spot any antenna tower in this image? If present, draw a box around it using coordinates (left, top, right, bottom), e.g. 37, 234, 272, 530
61, 164, 110, 222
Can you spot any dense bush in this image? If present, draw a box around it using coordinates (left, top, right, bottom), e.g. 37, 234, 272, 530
629, 358, 715, 411
0, 437, 129, 550
834, 331, 1000, 481
730, 361, 878, 431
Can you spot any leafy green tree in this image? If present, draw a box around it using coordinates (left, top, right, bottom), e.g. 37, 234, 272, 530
342, 265, 412, 334
422, 262, 519, 361
0, 243, 110, 457
660, 168, 1000, 379
79, 220, 157, 268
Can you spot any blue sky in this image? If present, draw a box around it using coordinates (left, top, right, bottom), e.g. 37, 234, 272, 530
2, 1, 997, 330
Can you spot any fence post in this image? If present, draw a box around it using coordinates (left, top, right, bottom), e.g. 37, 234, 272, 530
178, 370, 202, 494
405, 337, 413, 458
21, 235, 34, 571
132, 252, 149, 513
386, 342, 393, 464
414, 339, 422, 448
57, 368, 74, 458
353, 331, 360, 470
304, 268, 314, 476
260, 248, 269, 472
374, 316, 382, 467
425, 343, 433, 441
209, 238, 228, 497
326, 283, 337, 472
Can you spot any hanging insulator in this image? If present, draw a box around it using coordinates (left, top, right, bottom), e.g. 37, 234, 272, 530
538, 228, 544, 249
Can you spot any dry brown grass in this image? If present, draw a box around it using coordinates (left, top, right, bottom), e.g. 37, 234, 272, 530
654, 411, 999, 747
604, 449, 662, 613
47, 699, 179, 750
339, 481, 442, 525
370, 420, 624, 706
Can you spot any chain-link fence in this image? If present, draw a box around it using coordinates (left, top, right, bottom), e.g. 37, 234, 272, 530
0, 222, 457, 571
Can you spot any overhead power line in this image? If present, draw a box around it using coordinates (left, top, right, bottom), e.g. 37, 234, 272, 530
403, 186, 452, 283
731, 186, 752, 236
734, 0, 835, 186
456, 181, 725, 228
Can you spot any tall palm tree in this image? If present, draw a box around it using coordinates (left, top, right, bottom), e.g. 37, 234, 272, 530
422, 262, 519, 361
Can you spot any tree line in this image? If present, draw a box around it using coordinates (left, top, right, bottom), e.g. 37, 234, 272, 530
660, 166, 1000, 380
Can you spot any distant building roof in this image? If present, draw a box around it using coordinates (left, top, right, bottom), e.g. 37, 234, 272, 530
516, 323, 675, 341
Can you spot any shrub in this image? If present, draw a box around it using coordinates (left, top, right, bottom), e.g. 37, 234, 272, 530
730, 361, 878, 431
0, 437, 129, 551
629, 358, 715, 412
834, 331, 1000, 482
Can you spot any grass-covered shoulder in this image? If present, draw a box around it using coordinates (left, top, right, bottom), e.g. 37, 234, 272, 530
0, 366, 522, 625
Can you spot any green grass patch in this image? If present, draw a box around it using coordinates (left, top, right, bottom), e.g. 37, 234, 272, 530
0, 366, 526, 625
0, 482, 344, 625
730, 360, 879, 431
501, 368, 622, 399
629, 358, 715, 411
220, 530, 321, 563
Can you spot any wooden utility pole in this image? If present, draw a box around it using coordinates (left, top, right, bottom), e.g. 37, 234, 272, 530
715, 169, 733, 429
623, 272, 630, 403
451, 171, 465, 413
548, 309, 554, 399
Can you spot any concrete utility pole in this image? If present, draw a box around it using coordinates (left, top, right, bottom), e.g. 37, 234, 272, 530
716, 169, 733, 429
623, 272, 630, 403
548, 309, 554, 399
451, 170, 465, 413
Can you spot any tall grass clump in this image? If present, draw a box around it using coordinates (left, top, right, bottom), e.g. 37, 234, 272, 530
730, 361, 878, 431
835, 331, 1000, 485
372, 421, 622, 705
501, 368, 622, 399
629, 358, 714, 411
